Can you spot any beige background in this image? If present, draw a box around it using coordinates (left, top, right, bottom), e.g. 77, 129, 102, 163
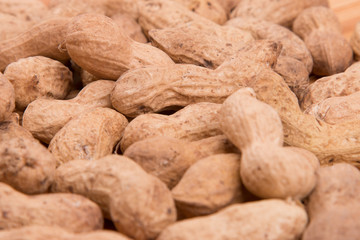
330, 0, 360, 39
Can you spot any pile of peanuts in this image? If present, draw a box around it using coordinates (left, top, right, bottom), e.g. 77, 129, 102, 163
1, 0, 360, 239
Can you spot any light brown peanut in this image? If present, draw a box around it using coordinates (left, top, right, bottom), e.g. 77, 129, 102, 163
0, 73, 15, 122
52, 155, 176, 240
0, 0, 48, 23
230, 0, 329, 27
220, 88, 318, 199
172, 0, 227, 24
123, 135, 238, 189
230, 0, 304, 27
351, 22, 360, 60
0, 17, 70, 72
305, 91, 360, 125
0, 121, 56, 194
0, 13, 33, 41
149, 21, 253, 68
0, 182, 103, 233
65, 13, 174, 80
172, 153, 243, 218
49, 108, 128, 166
111, 13, 147, 43
246, 67, 360, 165
111, 40, 280, 117
137, 0, 212, 35
157, 199, 307, 240
225, 17, 312, 95
0, 226, 131, 240
22, 80, 114, 144
300, 62, 360, 110
120, 102, 223, 151
303, 163, 360, 239
293, 6, 353, 76
4, 56, 73, 110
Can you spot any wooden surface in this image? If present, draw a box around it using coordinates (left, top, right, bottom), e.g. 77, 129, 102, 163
330, 0, 360, 39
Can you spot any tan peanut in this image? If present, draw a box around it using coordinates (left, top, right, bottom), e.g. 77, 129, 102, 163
225, 17, 312, 95
157, 199, 307, 240
300, 62, 360, 110
65, 13, 174, 80
215, 0, 240, 14
0, 73, 15, 122
0, 13, 33, 41
172, 0, 227, 24
246, 66, 360, 166
230, 0, 303, 27
149, 21, 253, 68
52, 155, 176, 240
124, 135, 238, 188
230, 0, 328, 27
351, 22, 360, 60
0, 121, 56, 194
137, 0, 212, 35
293, 6, 353, 76
4, 56, 73, 110
120, 102, 223, 151
0, 225, 131, 240
305, 91, 360, 125
49, 108, 128, 166
111, 40, 280, 117
303, 163, 360, 240
111, 13, 147, 43
0, 0, 48, 23
0, 17, 70, 72
0, 182, 103, 233
172, 153, 243, 218
22, 80, 114, 144
46, 0, 105, 19
220, 88, 318, 199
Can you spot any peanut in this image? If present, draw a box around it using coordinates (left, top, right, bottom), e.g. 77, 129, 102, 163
230, 0, 304, 27
215, 0, 240, 14
157, 199, 307, 240
0, 13, 33, 41
0, 182, 103, 233
303, 163, 360, 239
52, 155, 176, 240
172, 153, 243, 218
4, 56, 73, 110
111, 40, 280, 117
0, 121, 56, 194
0, 73, 15, 122
230, 0, 329, 27
305, 91, 360, 125
0, 17, 70, 72
149, 21, 253, 68
300, 62, 360, 110
225, 17, 312, 95
0, 0, 48, 23
172, 0, 227, 24
137, 0, 212, 35
293, 6, 353, 76
247, 67, 360, 165
120, 102, 222, 151
48, 107, 128, 166
351, 21, 360, 60
22, 80, 114, 144
65, 13, 174, 80
0, 225, 131, 240
124, 135, 238, 188
111, 13, 147, 43
220, 88, 318, 199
